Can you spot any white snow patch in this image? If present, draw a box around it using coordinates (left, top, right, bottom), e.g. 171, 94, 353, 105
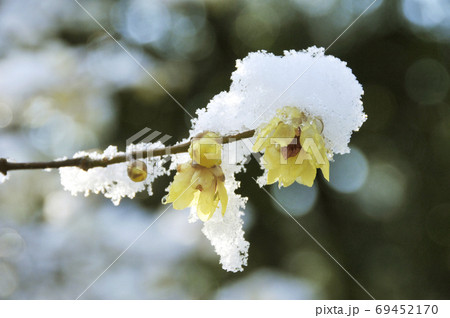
59, 143, 169, 205
0, 172, 9, 184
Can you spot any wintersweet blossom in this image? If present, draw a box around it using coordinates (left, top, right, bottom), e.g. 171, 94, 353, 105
253, 106, 329, 187
164, 132, 228, 221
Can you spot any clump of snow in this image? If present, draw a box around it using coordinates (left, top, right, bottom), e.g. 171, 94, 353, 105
201, 188, 249, 272
0, 172, 9, 184
256, 170, 268, 187
190, 47, 366, 155
60, 143, 169, 205
201, 150, 249, 272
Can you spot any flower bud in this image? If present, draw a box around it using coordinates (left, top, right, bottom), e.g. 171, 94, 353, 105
189, 132, 222, 168
127, 160, 148, 182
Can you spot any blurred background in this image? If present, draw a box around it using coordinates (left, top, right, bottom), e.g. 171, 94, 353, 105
0, 0, 449, 299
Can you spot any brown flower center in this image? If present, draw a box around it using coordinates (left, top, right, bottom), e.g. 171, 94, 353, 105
280, 127, 301, 160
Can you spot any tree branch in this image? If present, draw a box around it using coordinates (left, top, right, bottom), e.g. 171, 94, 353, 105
0, 129, 255, 175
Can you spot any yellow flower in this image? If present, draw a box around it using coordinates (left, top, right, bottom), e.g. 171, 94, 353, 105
253, 106, 329, 187
164, 132, 228, 221
189, 132, 222, 168
164, 163, 228, 221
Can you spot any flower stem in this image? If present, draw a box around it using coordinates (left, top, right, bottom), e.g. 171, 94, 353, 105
0, 129, 255, 174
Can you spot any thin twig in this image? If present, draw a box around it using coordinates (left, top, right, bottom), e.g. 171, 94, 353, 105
0, 129, 255, 175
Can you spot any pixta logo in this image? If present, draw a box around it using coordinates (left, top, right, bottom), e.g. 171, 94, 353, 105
126, 128, 172, 162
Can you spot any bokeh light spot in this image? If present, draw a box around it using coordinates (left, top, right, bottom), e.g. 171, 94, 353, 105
123, 0, 171, 45
405, 58, 450, 105
356, 163, 406, 220
293, 0, 338, 17
215, 269, 316, 300
271, 182, 318, 217
43, 191, 79, 226
0, 102, 13, 128
328, 147, 369, 193
0, 262, 17, 298
0, 228, 25, 259
402, 0, 450, 28
234, 6, 280, 50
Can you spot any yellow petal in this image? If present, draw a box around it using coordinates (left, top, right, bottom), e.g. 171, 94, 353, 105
196, 183, 218, 221
172, 187, 196, 210
279, 158, 302, 187
267, 167, 280, 184
217, 180, 228, 216
165, 163, 195, 207
253, 116, 282, 152
259, 118, 279, 138
253, 136, 270, 153
264, 145, 285, 168
165, 163, 195, 203
296, 161, 317, 187
192, 168, 215, 190
279, 106, 303, 121
210, 165, 225, 181
280, 174, 296, 187
254, 128, 275, 152
271, 123, 296, 147
319, 157, 330, 181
